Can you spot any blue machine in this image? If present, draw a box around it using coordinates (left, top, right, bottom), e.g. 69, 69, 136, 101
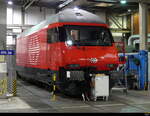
125, 50, 148, 90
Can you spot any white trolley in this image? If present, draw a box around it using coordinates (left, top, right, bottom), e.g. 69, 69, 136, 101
91, 74, 109, 101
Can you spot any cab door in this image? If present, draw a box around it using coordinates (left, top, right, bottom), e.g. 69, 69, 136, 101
47, 28, 61, 71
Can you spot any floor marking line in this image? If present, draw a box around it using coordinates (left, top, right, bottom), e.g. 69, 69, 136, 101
95, 103, 124, 107
61, 105, 90, 109
129, 102, 150, 105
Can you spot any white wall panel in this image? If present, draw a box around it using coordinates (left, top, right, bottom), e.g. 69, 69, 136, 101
45, 8, 55, 19
7, 7, 13, 24
13, 6, 22, 24
7, 5, 55, 25
25, 7, 45, 25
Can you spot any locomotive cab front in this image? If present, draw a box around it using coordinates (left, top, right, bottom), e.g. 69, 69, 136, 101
58, 25, 119, 71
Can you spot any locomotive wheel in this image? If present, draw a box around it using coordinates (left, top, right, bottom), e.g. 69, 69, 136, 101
16, 71, 22, 79
63, 81, 82, 97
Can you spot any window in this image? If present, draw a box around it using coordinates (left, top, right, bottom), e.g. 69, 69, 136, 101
70, 30, 79, 41
47, 28, 59, 43
65, 26, 113, 46
47, 29, 52, 43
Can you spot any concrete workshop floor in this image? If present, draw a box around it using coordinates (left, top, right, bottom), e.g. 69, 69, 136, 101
0, 79, 150, 113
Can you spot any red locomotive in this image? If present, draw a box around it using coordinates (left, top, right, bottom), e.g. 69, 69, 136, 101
16, 9, 121, 96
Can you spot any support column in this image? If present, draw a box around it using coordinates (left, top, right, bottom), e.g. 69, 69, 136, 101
131, 14, 134, 35
0, 0, 7, 98
139, 2, 148, 50
21, 7, 25, 26
7, 45, 17, 96
0, 1, 6, 50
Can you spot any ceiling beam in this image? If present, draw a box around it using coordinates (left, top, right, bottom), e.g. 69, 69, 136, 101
58, 0, 74, 9
87, 0, 117, 3
121, 0, 150, 3
139, 0, 150, 3
24, 0, 37, 10
22, 0, 30, 8
59, 0, 88, 10
88, 0, 150, 4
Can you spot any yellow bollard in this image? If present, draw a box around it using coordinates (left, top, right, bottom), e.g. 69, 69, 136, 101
51, 73, 56, 101
0, 78, 7, 96
52, 84, 56, 101
12, 79, 17, 96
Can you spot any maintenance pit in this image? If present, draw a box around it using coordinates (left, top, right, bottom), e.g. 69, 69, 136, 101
0, 79, 149, 113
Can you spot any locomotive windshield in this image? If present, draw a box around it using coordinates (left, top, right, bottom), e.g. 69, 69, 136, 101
64, 26, 113, 46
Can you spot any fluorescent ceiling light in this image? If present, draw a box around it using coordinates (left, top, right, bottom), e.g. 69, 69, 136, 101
8, 1, 13, 5
94, 0, 117, 3
73, 7, 79, 11
95, 3, 113, 7
120, 0, 127, 4
73, 7, 79, 10
128, 9, 131, 12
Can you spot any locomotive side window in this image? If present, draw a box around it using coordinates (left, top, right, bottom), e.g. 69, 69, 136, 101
47, 28, 59, 43
47, 29, 52, 43
59, 27, 66, 42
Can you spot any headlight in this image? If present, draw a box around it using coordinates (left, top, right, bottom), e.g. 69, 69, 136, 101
66, 40, 73, 46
